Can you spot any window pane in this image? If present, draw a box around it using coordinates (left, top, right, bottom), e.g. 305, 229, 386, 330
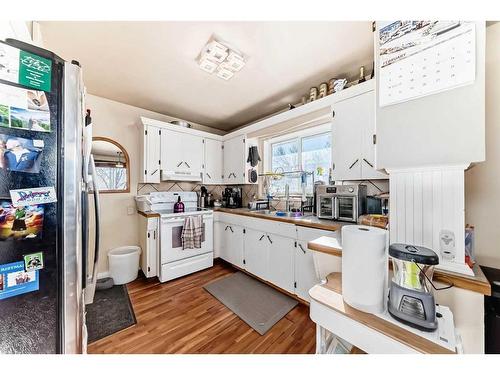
271, 140, 300, 195
302, 132, 331, 190
95, 166, 127, 191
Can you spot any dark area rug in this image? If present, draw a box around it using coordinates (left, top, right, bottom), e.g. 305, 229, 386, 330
86, 285, 136, 343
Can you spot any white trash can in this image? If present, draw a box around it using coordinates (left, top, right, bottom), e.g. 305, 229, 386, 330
108, 246, 141, 285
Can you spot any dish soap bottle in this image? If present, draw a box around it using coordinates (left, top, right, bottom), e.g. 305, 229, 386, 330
174, 196, 185, 213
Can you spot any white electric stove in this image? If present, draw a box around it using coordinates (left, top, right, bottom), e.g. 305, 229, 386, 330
137, 191, 214, 282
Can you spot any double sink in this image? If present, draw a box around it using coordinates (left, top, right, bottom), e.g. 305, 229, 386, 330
252, 209, 311, 218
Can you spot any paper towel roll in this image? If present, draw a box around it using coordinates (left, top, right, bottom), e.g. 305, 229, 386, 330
341, 225, 388, 314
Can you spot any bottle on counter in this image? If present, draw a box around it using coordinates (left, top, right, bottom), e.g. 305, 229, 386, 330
358, 66, 366, 84
174, 196, 185, 213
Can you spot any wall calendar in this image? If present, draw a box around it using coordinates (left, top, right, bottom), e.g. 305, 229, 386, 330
378, 21, 476, 107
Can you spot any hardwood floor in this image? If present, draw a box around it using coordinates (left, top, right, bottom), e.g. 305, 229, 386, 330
88, 261, 316, 354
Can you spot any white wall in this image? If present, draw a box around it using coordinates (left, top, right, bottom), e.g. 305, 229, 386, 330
465, 23, 500, 268
0, 21, 32, 43
87, 94, 223, 274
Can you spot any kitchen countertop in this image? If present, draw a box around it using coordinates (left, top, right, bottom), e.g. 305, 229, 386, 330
138, 207, 343, 232
309, 272, 456, 354
213, 207, 343, 232
138, 210, 161, 218
307, 236, 491, 296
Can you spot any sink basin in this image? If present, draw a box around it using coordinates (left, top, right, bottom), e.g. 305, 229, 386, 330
253, 209, 274, 215
252, 209, 309, 218
275, 211, 303, 218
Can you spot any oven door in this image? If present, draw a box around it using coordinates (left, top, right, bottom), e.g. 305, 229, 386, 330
317, 196, 335, 219
335, 196, 357, 222
160, 214, 214, 264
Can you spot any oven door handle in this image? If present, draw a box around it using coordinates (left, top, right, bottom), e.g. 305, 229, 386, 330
162, 218, 186, 225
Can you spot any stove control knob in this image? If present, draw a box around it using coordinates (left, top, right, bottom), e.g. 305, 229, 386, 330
348, 187, 354, 193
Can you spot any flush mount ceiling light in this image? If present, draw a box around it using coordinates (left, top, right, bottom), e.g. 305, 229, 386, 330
197, 37, 246, 80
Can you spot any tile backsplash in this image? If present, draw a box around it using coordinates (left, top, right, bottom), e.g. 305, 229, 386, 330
137, 182, 258, 207
136, 179, 388, 210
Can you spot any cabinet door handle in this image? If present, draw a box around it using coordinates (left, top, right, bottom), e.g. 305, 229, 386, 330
177, 161, 183, 168
153, 230, 156, 240
363, 158, 374, 168
151, 169, 158, 175
332, 162, 335, 171
348, 159, 359, 170
206, 173, 211, 179
225, 225, 229, 231
184, 162, 191, 168
298, 243, 306, 254
229, 226, 234, 233
259, 234, 265, 241
267, 235, 273, 244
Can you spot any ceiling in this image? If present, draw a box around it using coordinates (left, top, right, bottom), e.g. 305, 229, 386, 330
40, 21, 374, 131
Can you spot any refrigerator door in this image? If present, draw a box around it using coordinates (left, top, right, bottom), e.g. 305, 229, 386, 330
0, 40, 63, 353
0, 40, 85, 354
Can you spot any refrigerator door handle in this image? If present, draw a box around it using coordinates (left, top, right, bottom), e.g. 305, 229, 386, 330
89, 155, 101, 293
81, 188, 89, 289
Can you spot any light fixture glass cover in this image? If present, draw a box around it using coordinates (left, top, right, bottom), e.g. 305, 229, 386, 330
199, 57, 218, 74
226, 51, 245, 71
216, 66, 234, 80
203, 40, 229, 63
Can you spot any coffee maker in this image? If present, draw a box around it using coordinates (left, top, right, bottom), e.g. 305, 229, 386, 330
223, 187, 242, 208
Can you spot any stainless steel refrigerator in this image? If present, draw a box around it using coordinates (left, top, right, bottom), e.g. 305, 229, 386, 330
0, 39, 99, 353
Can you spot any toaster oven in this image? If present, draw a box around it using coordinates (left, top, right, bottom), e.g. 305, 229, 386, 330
316, 185, 367, 222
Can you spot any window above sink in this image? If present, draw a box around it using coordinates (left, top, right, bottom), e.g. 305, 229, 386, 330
264, 124, 331, 196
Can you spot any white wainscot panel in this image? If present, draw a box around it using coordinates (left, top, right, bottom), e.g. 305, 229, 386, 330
388, 165, 472, 276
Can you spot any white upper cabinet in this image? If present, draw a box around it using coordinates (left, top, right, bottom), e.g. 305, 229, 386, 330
223, 135, 246, 184
203, 138, 223, 185
161, 129, 204, 181
331, 90, 387, 181
140, 124, 161, 183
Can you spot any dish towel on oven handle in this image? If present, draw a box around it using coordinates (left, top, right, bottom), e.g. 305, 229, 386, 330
181, 215, 204, 250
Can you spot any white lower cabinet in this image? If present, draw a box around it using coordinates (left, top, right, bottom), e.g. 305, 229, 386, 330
213, 221, 223, 259
138, 215, 158, 278
243, 228, 269, 280
267, 234, 295, 294
294, 240, 319, 301
220, 223, 245, 268
214, 213, 337, 301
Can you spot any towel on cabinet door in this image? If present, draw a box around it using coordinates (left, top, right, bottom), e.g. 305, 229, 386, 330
181, 215, 204, 250
246, 146, 261, 167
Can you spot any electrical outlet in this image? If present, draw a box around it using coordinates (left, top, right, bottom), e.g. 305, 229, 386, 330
439, 229, 456, 261
127, 206, 136, 215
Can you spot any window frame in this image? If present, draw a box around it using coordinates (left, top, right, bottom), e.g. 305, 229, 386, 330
264, 124, 332, 196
